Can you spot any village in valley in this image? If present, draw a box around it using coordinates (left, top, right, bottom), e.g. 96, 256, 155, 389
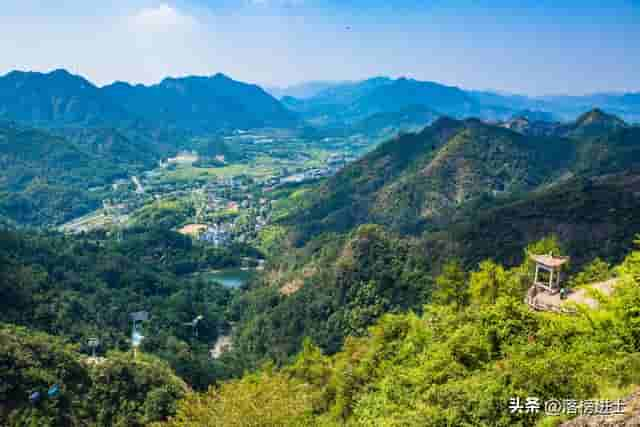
59, 128, 360, 252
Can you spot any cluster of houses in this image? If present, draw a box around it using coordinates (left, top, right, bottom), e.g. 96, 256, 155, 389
93, 143, 360, 247
263, 154, 356, 187
158, 151, 199, 168
199, 223, 233, 247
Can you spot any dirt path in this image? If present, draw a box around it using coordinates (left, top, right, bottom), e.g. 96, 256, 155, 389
529, 278, 618, 312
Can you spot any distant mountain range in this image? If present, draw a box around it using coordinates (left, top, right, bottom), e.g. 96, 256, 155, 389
1, 69, 638, 135
0, 70, 129, 126
0, 69, 297, 131
102, 73, 298, 132
282, 77, 640, 126
472, 90, 640, 123
266, 81, 348, 99
279, 77, 521, 127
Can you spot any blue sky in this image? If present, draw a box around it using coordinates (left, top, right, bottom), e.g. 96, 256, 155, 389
1, 0, 638, 95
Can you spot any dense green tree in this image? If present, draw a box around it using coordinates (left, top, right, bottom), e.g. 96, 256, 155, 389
160, 241, 640, 427
0, 325, 187, 427
432, 259, 468, 308
469, 260, 510, 306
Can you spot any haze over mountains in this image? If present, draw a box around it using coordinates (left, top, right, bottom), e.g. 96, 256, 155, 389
280, 77, 640, 125
266, 81, 347, 100
1, 69, 639, 136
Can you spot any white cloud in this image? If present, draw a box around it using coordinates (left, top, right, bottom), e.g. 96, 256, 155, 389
128, 3, 197, 32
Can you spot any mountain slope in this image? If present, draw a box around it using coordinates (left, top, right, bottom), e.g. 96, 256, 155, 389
0, 69, 130, 126
350, 104, 440, 139
558, 108, 629, 138
0, 122, 136, 225
301, 77, 393, 106
165, 244, 640, 427
372, 120, 578, 229
281, 117, 466, 240
53, 126, 161, 167
0, 69, 298, 132
349, 77, 477, 118
0, 324, 187, 427
424, 172, 640, 268
283, 118, 575, 240
102, 73, 298, 131
281, 111, 640, 243
284, 77, 640, 128
283, 77, 486, 125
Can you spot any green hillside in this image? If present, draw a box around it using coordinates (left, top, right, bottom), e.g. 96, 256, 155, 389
231, 114, 640, 372
281, 112, 640, 243
0, 227, 241, 390
159, 240, 640, 427
0, 123, 128, 226
0, 69, 299, 132
350, 104, 439, 139
232, 172, 640, 369
0, 324, 187, 427
101, 74, 298, 132
0, 70, 130, 126
423, 172, 640, 269
0, 121, 177, 226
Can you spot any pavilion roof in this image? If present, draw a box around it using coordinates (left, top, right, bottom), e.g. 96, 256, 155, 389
529, 253, 569, 268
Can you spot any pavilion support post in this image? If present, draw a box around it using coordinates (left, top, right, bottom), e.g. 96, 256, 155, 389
557, 271, 561, 288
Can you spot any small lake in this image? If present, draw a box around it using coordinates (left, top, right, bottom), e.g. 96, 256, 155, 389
198, 269, 255, 288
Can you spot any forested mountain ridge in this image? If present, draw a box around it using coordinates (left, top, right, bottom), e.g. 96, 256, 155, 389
344, 77, 477, 119
350, 104, 440, 139
282, 77, 494, 126
219, 111, 640, 373
422, 171, 640, 268
0, 69, 130, 126
0, 121, 174, 226
281, 111, 640, 243
0, 69, 298, 132
501, 108, 629, 139
284, 76, 640, 128
0, 123, 128, 226
102, 73, 299, 132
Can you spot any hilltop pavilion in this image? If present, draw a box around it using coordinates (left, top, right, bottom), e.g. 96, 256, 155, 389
530, 252, 569, 293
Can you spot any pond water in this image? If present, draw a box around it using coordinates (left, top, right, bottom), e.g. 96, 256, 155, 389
198, 269, 255, 288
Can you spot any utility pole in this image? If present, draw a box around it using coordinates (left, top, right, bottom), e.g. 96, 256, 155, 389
87, 338, 99, 358
129, 311, 149, 359
184, 315, 204, 342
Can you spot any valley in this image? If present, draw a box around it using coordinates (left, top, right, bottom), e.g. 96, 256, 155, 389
1, 67, 640, 427
57, 127, 362, 251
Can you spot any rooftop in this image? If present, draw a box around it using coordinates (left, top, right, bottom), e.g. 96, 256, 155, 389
529, 253, 569, 268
